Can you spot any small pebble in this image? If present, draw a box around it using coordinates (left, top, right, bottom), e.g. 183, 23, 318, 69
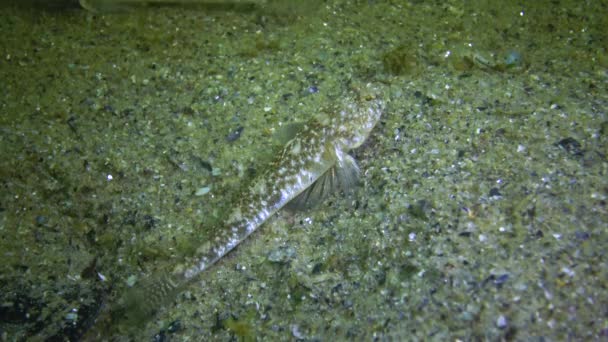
556, 137, 583, 156
167, 320, 182, 333
267, 246, 296, 263
504, 50, 522, 67
408, 232, 417, 242
496, 315, 508, 329
226, 126, 244, 142
195, 186, 211, 196
35, 215, 47, 226
459, 311, 474, 321
65, 312, 78, 322
291, 324, 305, 339
489, 187, 502, 197
493, 273, 510, 286
152, 331, 166, 342
126, 275, 137, 287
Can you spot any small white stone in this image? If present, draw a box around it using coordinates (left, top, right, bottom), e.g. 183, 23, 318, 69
195, 186, 211, 196
496, 315, 507, 329
126, 275, 137, 287
561, 267, 575, 277
291, 324, 304, 339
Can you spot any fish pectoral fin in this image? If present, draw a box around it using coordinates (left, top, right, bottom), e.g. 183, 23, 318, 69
286, 152, 360, 211
273, 121, 307, 146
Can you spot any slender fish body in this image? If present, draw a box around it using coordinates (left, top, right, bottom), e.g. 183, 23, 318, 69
84, 83, 386, 338
183, 83, 385, 281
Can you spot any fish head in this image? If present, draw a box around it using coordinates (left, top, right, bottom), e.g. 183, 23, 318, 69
334, 83, 386, 150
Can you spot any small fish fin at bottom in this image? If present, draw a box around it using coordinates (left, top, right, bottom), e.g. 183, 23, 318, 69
80, 271, 188, 340
286, 152, 360, 210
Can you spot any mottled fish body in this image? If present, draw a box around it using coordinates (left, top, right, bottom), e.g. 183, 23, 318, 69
183, 84, 385, 281
85, 83, 385, 338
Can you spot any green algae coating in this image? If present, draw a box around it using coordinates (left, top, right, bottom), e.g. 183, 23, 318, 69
1, 0, 607, 340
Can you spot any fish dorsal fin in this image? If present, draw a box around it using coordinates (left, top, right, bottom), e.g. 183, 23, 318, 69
286, 150, 360, 211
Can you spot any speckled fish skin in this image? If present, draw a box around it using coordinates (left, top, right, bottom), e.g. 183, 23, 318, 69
183, 83, 385, 280
82, 84, 386, 339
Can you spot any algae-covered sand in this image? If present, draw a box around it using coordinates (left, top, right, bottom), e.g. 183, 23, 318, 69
1, 0, 606, 340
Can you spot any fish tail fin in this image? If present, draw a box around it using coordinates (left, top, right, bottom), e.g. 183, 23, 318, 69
119, 272, 187, 325
82, 271, 189, 340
